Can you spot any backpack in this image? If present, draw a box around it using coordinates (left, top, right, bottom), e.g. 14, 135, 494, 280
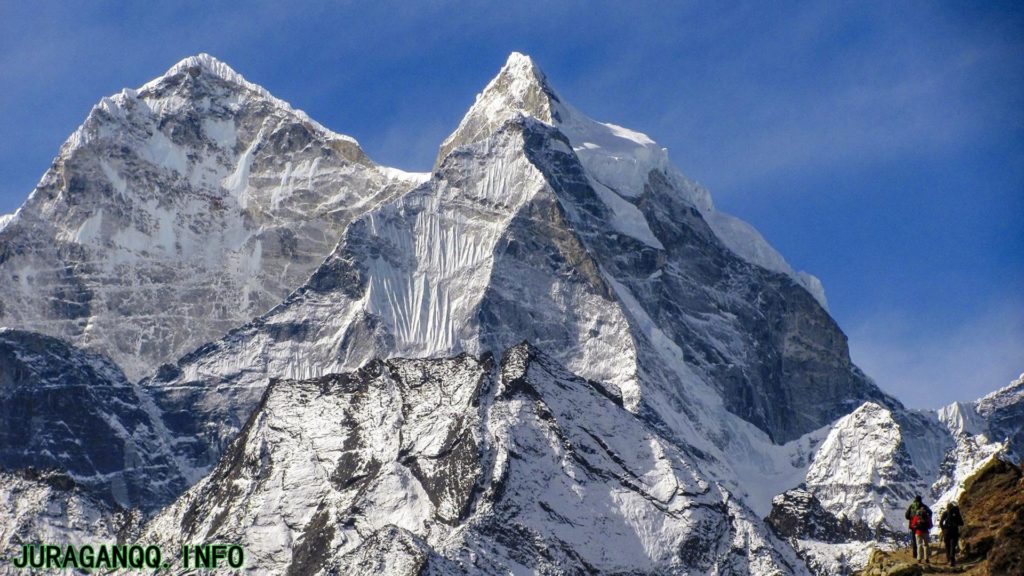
947, 507, 963, 528
918, 506, 933, 530
905, 501, 921, 521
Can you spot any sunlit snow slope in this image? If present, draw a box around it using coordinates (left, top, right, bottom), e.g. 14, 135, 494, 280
0, 54, 423, 380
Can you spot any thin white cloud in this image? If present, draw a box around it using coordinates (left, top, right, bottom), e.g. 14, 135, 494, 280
848, 298, 1024, 409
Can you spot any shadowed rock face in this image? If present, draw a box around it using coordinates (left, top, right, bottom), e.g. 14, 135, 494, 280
767, 488, 882, 544
518, 122, 889, 443
0, 54, 420, 381
0, 329, 184, 510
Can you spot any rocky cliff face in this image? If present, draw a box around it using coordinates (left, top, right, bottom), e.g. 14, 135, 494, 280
0, 328, 182, 510
0, 54, 422, 381
0, 468, 139, 554
143, 345, 806, 575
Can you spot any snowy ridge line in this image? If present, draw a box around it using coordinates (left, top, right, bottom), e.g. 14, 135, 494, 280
977, 372, 1024, 409
456, 52, 828, 308
141, 53, 360, 147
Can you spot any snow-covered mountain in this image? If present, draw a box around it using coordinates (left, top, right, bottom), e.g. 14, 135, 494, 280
0, 54, 423, 380
766, 395, 1008, 573
146, 54, 885, 475
0, 53, 1019, 575
132, 53, 893, 573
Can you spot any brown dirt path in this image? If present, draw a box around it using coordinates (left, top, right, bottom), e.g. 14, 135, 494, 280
856, 459, 1023, 576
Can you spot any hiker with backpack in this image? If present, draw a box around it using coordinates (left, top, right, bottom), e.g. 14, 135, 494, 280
940, 503, 965, 566
905, 495, 924, 559
910, 499, 934, 563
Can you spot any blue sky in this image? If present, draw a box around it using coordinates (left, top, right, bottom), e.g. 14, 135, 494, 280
1, 1, 1021, 407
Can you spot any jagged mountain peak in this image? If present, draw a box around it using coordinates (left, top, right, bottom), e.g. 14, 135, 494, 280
433, 54, 829, 307
436, 52, 711, 222
503, 51, 542, 74
149, 53, 251, 90
436, 52, 560, 163
482, 51, 559, 118
0, 53, 423, 381
132, 53, 361, 148
58, 53, 362, 161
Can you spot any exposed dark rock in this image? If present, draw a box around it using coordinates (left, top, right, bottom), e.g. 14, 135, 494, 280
0, 329, 184, 510
768, 487, 879, 543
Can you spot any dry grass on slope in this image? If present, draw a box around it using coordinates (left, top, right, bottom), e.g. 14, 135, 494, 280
855, 458, 1023, 576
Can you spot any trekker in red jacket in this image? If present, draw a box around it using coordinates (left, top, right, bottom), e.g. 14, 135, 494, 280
910, 502, 933, 564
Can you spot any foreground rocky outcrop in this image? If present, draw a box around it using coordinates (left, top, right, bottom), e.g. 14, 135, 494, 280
957, 459, 1024, 574
143, 345, 805, 575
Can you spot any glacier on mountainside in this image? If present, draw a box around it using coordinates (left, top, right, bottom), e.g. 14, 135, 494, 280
0, 54, 423, 380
